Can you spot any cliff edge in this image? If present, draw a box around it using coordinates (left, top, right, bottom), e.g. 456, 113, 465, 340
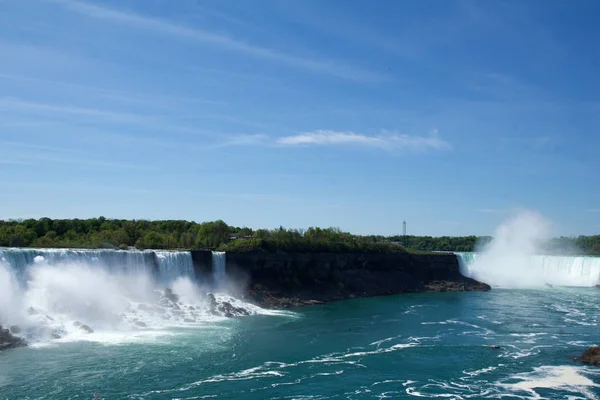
219, 252, 490, 308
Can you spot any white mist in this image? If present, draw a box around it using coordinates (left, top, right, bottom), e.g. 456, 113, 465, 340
460, 210, 600, 288
463, 210, 551, 288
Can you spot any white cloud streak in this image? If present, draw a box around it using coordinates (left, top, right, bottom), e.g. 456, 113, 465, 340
0, 97, 152, 123
477, 209, 508, 214
0, 73, 225, 107
276, 130, 451, 151
49, 0, 386, 82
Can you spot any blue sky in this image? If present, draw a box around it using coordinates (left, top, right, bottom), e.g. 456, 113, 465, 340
1, 0, 599, 236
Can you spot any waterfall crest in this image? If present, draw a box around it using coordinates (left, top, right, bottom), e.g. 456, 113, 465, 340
0, 247, 195, 283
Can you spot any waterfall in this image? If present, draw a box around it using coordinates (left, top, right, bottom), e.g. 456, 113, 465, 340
457, 252, 600, 288
0, 247, 264, 344
211, 251, 226, 287
0, 247, 195, 284
155, 251, 195, 283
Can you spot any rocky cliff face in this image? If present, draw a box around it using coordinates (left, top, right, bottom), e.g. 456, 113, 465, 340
219, 252, 490, 308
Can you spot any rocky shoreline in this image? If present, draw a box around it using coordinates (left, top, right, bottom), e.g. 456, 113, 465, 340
242, 277, 489, 309
219, 251, 491, 309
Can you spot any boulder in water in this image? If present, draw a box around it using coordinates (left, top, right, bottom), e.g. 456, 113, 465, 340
163, 288, 180, 303
217, 301, 251, 318
0, 326, 26, 351
488, 345, 501, 349
9, 325, 22, 335
51, 332, 62, 340
79, 325, 94, 334
206, 293, 218, 314
27, 307, 40, 316
576, 346, 600, 365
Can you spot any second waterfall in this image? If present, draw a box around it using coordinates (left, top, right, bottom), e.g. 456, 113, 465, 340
211, 251, 227, 288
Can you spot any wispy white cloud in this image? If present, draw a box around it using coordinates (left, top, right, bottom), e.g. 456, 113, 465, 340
0, 97, 272, 134
477, 209, 508, 214
0, 97, 153, 123
49, 0, 386, 82
0, 141, 154, 171
276, 130, 451, 151
213, 134, 270, 148
0, 73, 225, 107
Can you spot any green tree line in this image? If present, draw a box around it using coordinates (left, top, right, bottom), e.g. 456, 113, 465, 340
0, 217, 599, 255
0, 217, 238, 250
220, 227, 408, 253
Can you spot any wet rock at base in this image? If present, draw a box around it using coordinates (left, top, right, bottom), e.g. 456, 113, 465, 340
51, 332, 62, 340
73, 321, 82, 327
0, 325, 26, 351
217, 301, 251, 318
133, 321, 147, 328
163, 288, 180, 303
9, 325, 22, 334
206, 293, 218, 315
27, 307, 39, 316
577, 346, 600, 365
79, 325, 94, 334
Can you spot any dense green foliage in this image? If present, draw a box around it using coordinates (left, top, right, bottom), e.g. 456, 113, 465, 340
0, 217, 241, 250
545, 236, 600, 256
219, 227, 407, 253
386, 234, 600, 255
0, 217, 599, 255
386, 235, 492, 252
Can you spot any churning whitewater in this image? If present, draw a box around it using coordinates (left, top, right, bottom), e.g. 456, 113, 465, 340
0, 248, 271, 346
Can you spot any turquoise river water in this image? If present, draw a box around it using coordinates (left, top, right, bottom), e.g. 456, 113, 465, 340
1, 288, 599, 399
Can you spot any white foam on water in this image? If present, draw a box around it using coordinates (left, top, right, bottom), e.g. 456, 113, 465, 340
503, 366, 600, 399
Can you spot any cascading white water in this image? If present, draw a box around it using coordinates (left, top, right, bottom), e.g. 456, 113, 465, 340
0, 247, 195, 283
0, 247, 261, 345
155, 251, 195, 283
457, 210, 600, 288
457, 252, 600, 288
211, 251, 226, 287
